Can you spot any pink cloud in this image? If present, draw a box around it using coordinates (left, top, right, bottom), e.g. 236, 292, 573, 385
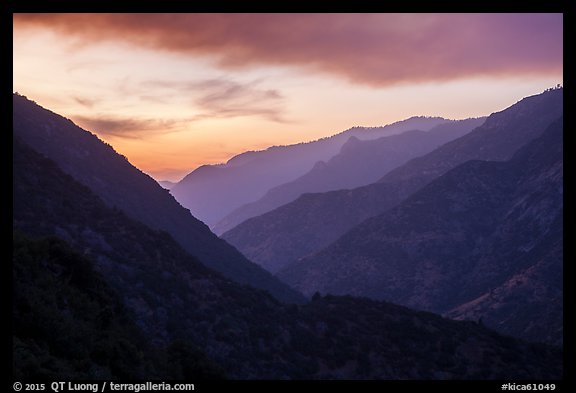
13, 13, 562, 86
149, 78, 289, 122
72, 115, 186, 138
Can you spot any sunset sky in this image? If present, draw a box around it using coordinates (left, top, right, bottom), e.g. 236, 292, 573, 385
13, 13, 563, 181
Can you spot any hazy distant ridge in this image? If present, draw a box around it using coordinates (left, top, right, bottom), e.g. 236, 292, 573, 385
171, 117, 450, 226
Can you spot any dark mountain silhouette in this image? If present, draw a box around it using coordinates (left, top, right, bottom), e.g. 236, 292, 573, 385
223, 89, 563, 277
13, 233, 225, 380
12, 94, 303, 304
11, 139, 562, 378
170, 116, 450, 227
279, 116, 563, 346
215, 118, 484, 236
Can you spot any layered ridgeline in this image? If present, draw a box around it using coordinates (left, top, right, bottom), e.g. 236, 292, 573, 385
214, 118, 485, 236
158, 180, 177, 190
12, 94, 302, 304
171, 116, 450, 227
12, 137, 562, 379
279, 116, 563, 347
223, 88, 563, 277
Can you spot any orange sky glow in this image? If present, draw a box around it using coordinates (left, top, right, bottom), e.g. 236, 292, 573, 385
13, 13, 563, 181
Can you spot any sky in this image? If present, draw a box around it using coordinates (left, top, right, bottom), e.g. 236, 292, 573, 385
13, 13, 563, 182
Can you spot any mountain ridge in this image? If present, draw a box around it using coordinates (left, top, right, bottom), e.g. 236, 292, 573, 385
278, 116, 563, 346
12, 94, 304, 304
215, 118, 485, 236
171, 116, 452, 226
12, 94, 562, 379
223, 89, 563, 280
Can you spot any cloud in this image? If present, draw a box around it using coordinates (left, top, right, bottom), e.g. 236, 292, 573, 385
148, 78, 289, 123
72, 115, 186, 138
70, 77, 288, 139
192, 79, 286, 122
13, 13, 563, 87
73, 96, 97, 108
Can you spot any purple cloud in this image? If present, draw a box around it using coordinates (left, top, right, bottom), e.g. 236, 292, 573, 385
14, 13, 562, 86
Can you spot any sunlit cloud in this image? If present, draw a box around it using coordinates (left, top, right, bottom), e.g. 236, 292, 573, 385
192, 79, 287, 123
13, 13, 562, 87
13, 13, 563, 181
69, 76, 289, 139
73, 96, 97, 108
147, 78, 289, 123
72, 115, 188, 139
